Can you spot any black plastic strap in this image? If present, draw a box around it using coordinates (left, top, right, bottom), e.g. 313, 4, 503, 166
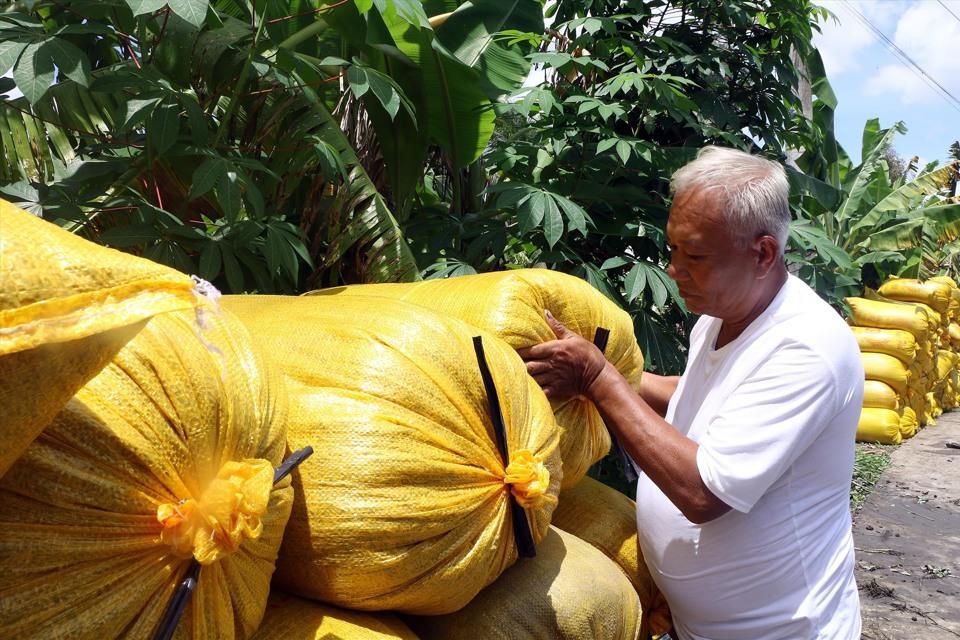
274, 446, 315, 484
153, 561, 200, 640
152, 447, 315, 640
593, 328, 638, 483
473, 336, 536, 559
593, 327, 610, 354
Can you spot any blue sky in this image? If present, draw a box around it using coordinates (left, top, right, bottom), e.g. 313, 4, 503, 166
813, 1, 960, 167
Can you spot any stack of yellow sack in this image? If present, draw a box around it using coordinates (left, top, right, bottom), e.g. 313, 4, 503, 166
305, 269, 645, 489
846, 296, 927, 443
226, 280, 658, 637
847, 276, 960, 443
3, 194, 661, 638
877, 278, 956, 423
928, 276, 960, 410
1, 201, 294, 638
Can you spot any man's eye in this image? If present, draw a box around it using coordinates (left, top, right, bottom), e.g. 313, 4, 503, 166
687, 254, 704, 261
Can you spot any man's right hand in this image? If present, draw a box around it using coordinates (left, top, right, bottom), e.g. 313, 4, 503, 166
517, 310, 609, 402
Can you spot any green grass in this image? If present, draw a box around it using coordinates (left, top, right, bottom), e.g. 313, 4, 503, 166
851, 442, 895, 511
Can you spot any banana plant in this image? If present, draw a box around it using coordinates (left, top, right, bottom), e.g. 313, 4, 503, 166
789, 116, 960, 298
329, 0, 543, 216
0, 0, 533, 291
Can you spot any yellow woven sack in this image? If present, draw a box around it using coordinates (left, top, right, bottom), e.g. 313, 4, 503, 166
307, 268, 644, 489
861, 352, 911, 396
936, 350, 956, 383
251, 594, 418, 640
879, 278, 952, 314
0, 199, 197, 478
948, 368, 960, 409
927, 392, 942, 420
856, 408, 902, 444
0, 305, 292, 638
951, 323, 960, 350
851, 327, 917, 366
405, 527, 642, 640
928, 276, 960, 323
862, 289, 945, 340
551, 475, 672, 639
222, 295, 561, 615
929, 275, 958, 289
906, 385, 927, 427
862, 380, 900, 411
846, 297, 929, 339
900, 407, 919, 438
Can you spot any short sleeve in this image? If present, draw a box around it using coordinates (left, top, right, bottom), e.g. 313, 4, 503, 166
695, 341, 839, 513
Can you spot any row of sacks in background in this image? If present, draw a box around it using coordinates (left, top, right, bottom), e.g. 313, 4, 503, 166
846, 276, 960, 445
0, 199, 670, 639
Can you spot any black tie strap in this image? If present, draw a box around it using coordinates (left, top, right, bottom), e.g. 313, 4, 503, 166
473, 336, 537, 559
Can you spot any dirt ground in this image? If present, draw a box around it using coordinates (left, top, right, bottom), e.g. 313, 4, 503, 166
855, 411, 960, 639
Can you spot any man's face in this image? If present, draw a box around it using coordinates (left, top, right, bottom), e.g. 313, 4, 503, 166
665, 188, 761, 319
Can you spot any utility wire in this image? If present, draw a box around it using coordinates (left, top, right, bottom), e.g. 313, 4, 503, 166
936, 0, 960, 25
839, 1, 960, 115
842, 2, 960, 110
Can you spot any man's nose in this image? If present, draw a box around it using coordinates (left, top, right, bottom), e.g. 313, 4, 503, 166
667, 257, 686, 282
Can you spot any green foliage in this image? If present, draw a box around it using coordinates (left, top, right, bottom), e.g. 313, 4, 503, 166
7, 0, 955, 379
789, 115, 960, 296
0, 0, 539, 293
424, 0, 825, 373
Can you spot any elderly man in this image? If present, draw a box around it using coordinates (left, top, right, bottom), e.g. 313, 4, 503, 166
521, 146, 863, 639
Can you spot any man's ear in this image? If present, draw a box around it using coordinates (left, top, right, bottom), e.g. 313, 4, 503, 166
754, 235, 780, 275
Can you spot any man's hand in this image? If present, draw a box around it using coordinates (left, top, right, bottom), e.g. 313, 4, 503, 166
517, 310, 609, 401
522, 311, 730, 524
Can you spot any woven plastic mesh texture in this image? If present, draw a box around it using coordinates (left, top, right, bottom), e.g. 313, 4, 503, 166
0, 199, 196, 478
0, 306, 291, 639
405, 527, 642, 640
251, 593, 419, 640
222, 294, 561, 615
306, 268, 644, 489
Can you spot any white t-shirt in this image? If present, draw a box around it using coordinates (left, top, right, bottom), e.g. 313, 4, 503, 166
635, 274, 863, 640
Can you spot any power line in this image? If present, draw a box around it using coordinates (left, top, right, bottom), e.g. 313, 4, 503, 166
936, 0, 960, 25
839, 1, 960, 115
841, 2, 960, 112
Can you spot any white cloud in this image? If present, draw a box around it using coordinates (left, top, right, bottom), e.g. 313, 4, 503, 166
860, 3, 960, 105
812, 2, 875, 76
856, 0, 911, 30
864, 63, 942, 105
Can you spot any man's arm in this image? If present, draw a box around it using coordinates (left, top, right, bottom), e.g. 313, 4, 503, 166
588, 363, 729, 524
638, 372, 679, 417
520, 313, 730, 524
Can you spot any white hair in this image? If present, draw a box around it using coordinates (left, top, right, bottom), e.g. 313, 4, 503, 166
670, 146, 791, 252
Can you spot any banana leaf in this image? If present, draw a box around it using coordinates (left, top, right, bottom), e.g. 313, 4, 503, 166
848, 164, 958, 237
